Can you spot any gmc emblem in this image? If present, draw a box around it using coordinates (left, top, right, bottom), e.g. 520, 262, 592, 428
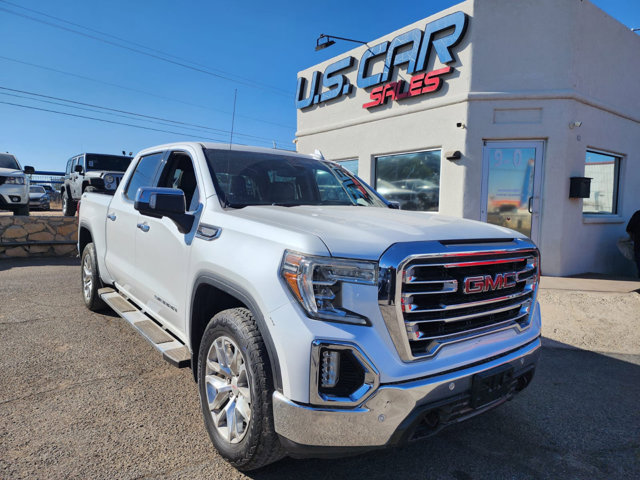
463, 272, 517, 294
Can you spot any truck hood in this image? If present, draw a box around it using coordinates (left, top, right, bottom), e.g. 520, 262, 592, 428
231, 205, 524, 260
0, 167, 23, 176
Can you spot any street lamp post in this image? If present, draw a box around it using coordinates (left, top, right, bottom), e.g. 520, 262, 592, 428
315, 34, 368, 51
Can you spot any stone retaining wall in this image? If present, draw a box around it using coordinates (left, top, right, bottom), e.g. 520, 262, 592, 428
0, 216, 78, 258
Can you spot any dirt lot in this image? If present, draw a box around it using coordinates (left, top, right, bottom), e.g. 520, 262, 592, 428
0, 258, 639, 479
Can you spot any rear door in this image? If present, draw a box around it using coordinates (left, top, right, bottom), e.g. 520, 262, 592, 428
104, 151, 165, 298
133, 149, 202, 336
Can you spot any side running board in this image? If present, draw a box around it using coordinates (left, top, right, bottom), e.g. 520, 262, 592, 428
98, 287, 191, 368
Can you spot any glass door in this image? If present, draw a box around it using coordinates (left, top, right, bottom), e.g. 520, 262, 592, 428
481, 141, 544, 243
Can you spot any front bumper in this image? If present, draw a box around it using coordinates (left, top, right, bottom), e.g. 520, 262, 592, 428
273, 337, 540, 453
0, 184, 29, 207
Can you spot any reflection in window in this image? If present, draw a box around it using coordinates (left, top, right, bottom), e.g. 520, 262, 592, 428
375, 150, 441, 211
338, 159, 358, 176
125, 153, 163, 200
583, 150, 621, 215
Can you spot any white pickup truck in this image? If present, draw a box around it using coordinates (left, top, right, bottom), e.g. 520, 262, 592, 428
78, 142, 541, 471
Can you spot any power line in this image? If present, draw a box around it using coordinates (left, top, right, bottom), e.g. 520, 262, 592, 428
0, 100, 233, 142
0, 0, 280, 93
0, 101, 296, 150
0, 91, 243, 140
0, 90, 290, 147
0, 85, 291, 144
0, 5, 292, 98
0, 55, 295, 130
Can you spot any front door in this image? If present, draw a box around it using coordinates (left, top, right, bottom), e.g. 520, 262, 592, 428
134, 150, 201, 338
481, 141, 544, 243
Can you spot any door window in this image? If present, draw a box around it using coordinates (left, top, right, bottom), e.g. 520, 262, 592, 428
125, 153, 164, 200
482, 143, 542, 239
156, 152, 200, 211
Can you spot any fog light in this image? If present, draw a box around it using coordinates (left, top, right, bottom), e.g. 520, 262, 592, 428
321, 350, 340, 388
10, 196, 21, 202
311, 341, 380, 406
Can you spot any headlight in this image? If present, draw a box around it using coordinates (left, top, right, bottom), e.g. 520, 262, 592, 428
5, 176, 25, 185
280, 250, 377, 325
104, 174, 115, 184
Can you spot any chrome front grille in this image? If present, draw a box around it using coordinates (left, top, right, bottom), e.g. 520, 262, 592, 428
378, 238, 540, 362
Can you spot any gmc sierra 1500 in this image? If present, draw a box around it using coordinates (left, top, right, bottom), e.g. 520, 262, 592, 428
78, 142, 541, 471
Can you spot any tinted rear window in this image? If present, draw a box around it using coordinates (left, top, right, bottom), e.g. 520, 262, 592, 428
85, 154, 132, 172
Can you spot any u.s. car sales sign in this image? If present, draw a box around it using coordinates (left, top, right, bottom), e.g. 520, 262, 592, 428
296, 12, 468, 110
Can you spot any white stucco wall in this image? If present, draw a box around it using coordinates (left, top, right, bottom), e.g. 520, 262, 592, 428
295, 0, 640, 276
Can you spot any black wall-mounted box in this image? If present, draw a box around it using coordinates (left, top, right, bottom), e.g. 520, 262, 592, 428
569, 177, 591, 198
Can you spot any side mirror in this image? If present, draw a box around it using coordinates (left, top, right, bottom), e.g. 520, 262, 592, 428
134, 187, 194, 234
388, 201, 400, 210
74, 164, 84, 173
23, 166, 35, 174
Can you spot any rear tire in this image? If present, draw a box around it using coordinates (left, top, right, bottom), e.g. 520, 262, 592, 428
81, 243, 106, 311
197, 308, 284, 471
62, 192, 77, 216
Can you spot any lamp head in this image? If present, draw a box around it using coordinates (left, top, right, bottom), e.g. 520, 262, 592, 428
315, 35, 336, 51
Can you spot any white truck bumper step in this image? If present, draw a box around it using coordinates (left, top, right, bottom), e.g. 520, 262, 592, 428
98, 287, 190, 368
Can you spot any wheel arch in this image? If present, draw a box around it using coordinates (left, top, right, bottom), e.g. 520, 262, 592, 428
190, 274, 283, 393
78, 223, 93, 255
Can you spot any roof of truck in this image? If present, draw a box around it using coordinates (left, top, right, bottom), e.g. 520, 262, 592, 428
134, 142, 310, 159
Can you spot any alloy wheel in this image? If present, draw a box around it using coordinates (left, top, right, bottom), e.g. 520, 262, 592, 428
205, 335, 252, 444
82, 253, 93, 302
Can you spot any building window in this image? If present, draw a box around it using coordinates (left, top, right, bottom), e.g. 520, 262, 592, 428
375, 150, 441, 211
582, 150, 621, 215
338, 159, 358, 176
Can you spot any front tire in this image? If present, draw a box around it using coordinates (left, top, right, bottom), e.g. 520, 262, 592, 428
81, 243, 106, 311
197, 308, 284, 471
62, 192, 77, 216
14, 204, 29, 216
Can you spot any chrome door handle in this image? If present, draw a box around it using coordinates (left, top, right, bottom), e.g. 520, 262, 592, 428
528, 197, 534, 214
107, 213, 116, 221
137, 223, 150, 232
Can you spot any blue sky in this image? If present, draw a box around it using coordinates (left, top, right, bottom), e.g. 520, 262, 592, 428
1, 0, 638, 171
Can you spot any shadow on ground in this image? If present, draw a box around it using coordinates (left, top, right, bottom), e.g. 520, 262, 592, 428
0, 256, 79, 271
245, 344, 639, 480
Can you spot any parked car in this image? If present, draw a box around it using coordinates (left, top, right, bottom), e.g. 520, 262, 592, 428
78, 142, 541, 471
28, 185, 50, 210
392, 178, 440, 210
61, 153, 132, 216
41, 184, 60, 203
375, 179, 420, 209
0, 153, 35, 215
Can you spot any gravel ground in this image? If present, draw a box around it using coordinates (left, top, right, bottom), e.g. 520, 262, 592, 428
0, 258, 639, 479
539, 289, 640, 354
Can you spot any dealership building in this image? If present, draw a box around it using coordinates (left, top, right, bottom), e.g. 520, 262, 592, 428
295, 0, 640, 277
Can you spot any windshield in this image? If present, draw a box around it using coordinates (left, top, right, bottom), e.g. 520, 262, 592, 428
30, 186, 45, 193
85, 154, 132, 172
0, 153, 20, 170
203, 149, 387, 208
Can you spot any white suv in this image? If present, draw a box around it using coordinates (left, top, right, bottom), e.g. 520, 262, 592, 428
0, 153, 34, 216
